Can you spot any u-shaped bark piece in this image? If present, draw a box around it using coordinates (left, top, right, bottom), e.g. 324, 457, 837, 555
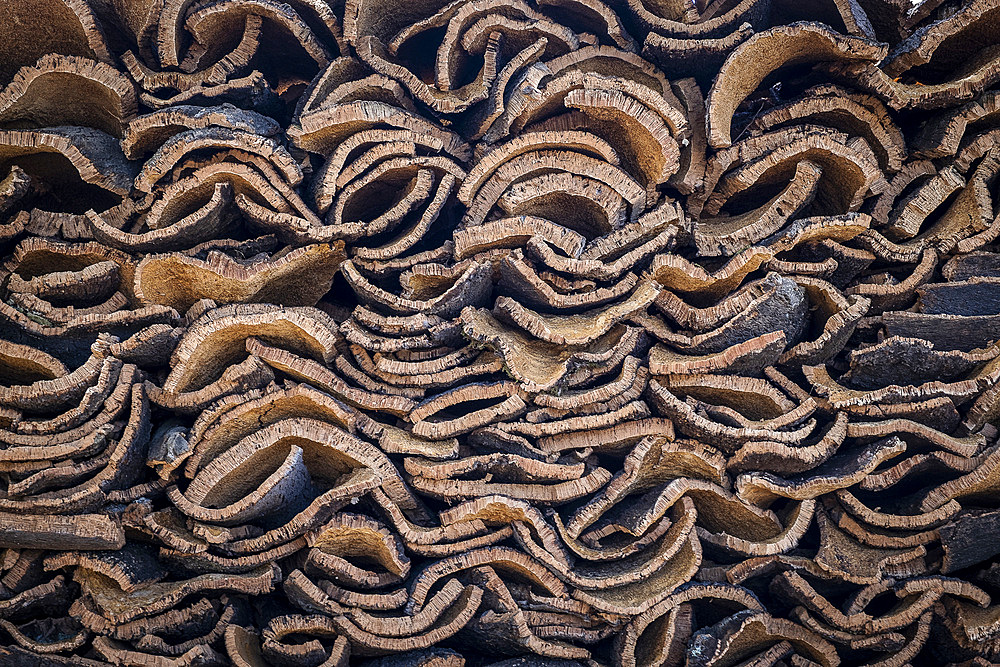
706, 22, 886, 148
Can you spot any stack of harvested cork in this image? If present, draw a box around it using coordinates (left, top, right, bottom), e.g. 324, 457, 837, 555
2, 0, 1000, 664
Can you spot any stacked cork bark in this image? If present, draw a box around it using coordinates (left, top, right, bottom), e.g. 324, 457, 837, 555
5, 0, 1000, 664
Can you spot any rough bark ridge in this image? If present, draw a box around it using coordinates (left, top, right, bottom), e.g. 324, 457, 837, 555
3, 0, 1000, 664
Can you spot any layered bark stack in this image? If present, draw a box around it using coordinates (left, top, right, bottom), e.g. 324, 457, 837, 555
2, 0, 1000, 664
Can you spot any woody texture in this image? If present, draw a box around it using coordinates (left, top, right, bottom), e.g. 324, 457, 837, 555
2, 0, 1000, 665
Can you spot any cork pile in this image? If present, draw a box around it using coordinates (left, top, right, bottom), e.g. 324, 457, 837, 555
2, 0, 1000, 664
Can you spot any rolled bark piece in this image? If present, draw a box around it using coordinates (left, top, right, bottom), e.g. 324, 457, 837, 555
706, 22, 886, 148
0, 512, 124, 550
830, 0, 1000, 112
0, 55, 136, 139
157, 304, 338, 395
686, 609, 838, 667
0, 128, 133, 201
0, 0, 112, 83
